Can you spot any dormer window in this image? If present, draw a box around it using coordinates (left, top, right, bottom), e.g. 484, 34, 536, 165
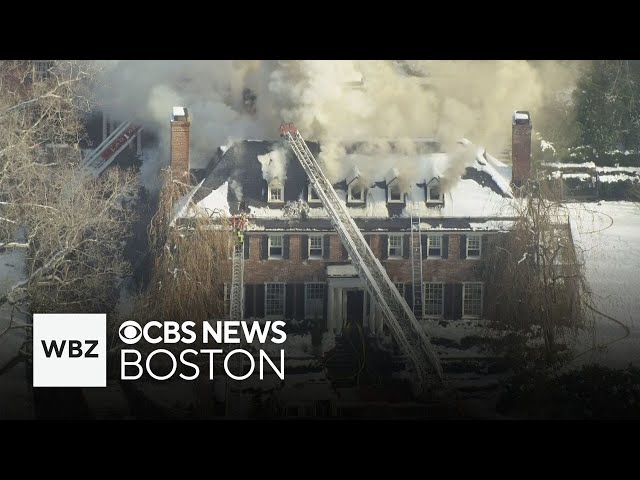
308, 184, 321, 203
387, 183, 404, 203
348, 183, 365, 203
268, 180, 284, 203
426, 178, 444, 204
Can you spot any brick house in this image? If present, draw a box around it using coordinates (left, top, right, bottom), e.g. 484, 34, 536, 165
172, 108, 533, 335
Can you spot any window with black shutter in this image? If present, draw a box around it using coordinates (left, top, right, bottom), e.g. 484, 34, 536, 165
380, 235, 388, 260
283, 235, 290, 259
403, 235, 410, 259
323, 235, 331, 259
261, 235, 269, 260
442, 235, 449, 259
459, 235, 467, 259
243, 234, 250, 259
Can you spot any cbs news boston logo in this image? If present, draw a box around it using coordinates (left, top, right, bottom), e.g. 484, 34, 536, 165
33, 313, 106, 387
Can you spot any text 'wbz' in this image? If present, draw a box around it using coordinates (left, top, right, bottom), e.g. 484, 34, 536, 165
120, 320, 287, 382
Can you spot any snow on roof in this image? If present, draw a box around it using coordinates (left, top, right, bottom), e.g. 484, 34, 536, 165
514, 112, 529, 121
542, 162, 596, 169
562, 173, 593, 180
598, 173, 640, 183
171, 179, 205, 225
174, 180, 231, 220
474, 149, 513, 198
596, 166, 640, 173
172, 106, 185, 118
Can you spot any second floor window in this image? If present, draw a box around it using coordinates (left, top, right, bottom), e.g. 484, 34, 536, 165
309, 235, 323, 259
388, 234, 403, 258
269, 235, 283, 259
467, 235, 481, 258
427, 235, 442, 258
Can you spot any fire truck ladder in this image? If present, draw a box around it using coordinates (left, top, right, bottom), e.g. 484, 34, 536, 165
82, 121, 142, 177
411, 217, 425, 319
280, 123, 443, 391
229, 242, 245, 322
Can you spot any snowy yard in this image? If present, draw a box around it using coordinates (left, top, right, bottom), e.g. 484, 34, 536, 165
567, 201, 640, 368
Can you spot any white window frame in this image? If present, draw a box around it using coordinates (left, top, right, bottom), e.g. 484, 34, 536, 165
426, 234, 442, 259
466, 235, 482, 259
268, 235, 283, 260
304, 282, 325, 319
388, 234, 403, 259
308, 235, 323, 260
462, 282, 484, 319
426, 178, 444, 204
424, 282, 444, 318
308, 185, 321, 203
387, 183, 404, 203
393, 282, 405, 297
268, 181, 284, 203
348, 183, 365, 203
265, 282, 286, 318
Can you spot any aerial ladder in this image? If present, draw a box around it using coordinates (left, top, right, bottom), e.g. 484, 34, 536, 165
279, 123, 443, 392
411, 217, 425, 319
81, 121, 142, 177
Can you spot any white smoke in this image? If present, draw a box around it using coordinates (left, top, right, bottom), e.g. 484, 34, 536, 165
257, 147, 288, 183
95, 60, 583, 190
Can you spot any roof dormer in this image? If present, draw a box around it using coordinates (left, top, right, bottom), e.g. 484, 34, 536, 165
267, 178, 284, 205
425, 177, 444, 206
386, 175, 405, 204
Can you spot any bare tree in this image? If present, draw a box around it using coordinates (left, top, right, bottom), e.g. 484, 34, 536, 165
0, 60, 137, 317
480, 178, 591, 360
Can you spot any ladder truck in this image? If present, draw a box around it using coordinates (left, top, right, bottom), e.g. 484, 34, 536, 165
279, 123, 443, 393
81, 121, 142, 177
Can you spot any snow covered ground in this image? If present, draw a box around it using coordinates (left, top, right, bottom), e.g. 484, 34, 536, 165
567, 201, 640, 368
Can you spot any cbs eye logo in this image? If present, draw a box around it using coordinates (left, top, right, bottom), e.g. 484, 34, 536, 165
119, 321, 142, 345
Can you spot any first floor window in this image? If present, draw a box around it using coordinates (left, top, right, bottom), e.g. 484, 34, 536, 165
388, 234, 403, 258
265, 283, 286, 317
269, 235, 283, 259
427, 235, 442, 258
463, 282, 483, 318
305, 283, 325, 319
467, 235, 481, 258
424, 283, 444, 317
309, 235, 323, 259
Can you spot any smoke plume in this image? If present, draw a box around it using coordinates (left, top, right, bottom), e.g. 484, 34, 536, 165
95, 60, 584, 190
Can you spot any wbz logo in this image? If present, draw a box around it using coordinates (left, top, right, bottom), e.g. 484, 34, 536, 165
33, 314, 106, 387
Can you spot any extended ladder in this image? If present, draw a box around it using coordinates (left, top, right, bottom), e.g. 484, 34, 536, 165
411, 217, 424, 319
279, 123, 443, 391
82, 121, 141, 177
229, 243, 245, 322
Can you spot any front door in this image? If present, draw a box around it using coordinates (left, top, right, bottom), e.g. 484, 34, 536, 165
345, 289, 364, 327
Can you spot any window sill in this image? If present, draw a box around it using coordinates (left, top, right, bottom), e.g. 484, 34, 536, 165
462, 315, 481, 320
308, 256, 323, 261
268, 200, 285, 205
426, 256, 442, 260
268, 256, 283, 260
387, 256, 403, 260
466, 256, 481, 260
424, 315, 443, 319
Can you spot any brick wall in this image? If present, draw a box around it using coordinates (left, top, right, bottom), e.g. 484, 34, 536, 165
232, 232, 489, 284
512, 121, 532, 187
170, 119, 190, 181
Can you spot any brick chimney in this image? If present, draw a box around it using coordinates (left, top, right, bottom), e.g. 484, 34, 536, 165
170, 106, 191, 182
511, 110, 532, 187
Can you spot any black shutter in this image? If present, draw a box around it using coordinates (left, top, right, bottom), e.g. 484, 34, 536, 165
295, 283, 305, 320
286, 283, 295, 319
301, 235, 309, 260
255, 283, 265, 318
443, 283, 454, 319
323, 235, 331, 259
453, 284, 463, 320
403, 235, 410, 259
380, 235, 388, 260
283, 235, 290, 259
261, 235, 269, 259
405, 282, 413, 307
364, 234, 371, 248
244, 284, 254, 319
421, 235, 428, 259
322, 284, 328, 324
442, 235, 449, 259
481, 234, 488, 258
341, 241, 348, 260
243, 234, 250, 259
459, 235, 467, 259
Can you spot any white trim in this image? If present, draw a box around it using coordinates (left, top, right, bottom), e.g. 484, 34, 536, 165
268, 180, 284, 203
308, 234, 324, 260
387, 233, 403, 259
387, 183, 405, 203
307, 184, 321, 203
466, 234, 482, 259
426, 234, 442, 259
347, 183, 365, 203
268, 234, 284, 260
462, 282, 484, 319
426, 177, 444, 204
423, 282, 445, 318
265, 282, 286, 318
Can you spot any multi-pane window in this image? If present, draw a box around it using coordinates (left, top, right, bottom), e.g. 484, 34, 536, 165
427, 235, 442, 258
467, 235, 481, 258
463, 282, 483, 318
308, 235, 323, 259
268, 182, 283, 202
426, 178, 443, 203
305, 283, 325, 319
394, 282, 405, 297
268, 235, 283, 259
388, 234, 403, 258
265, 283, 286, 317
424, 283, 444, 317
33, 60, 51, 82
